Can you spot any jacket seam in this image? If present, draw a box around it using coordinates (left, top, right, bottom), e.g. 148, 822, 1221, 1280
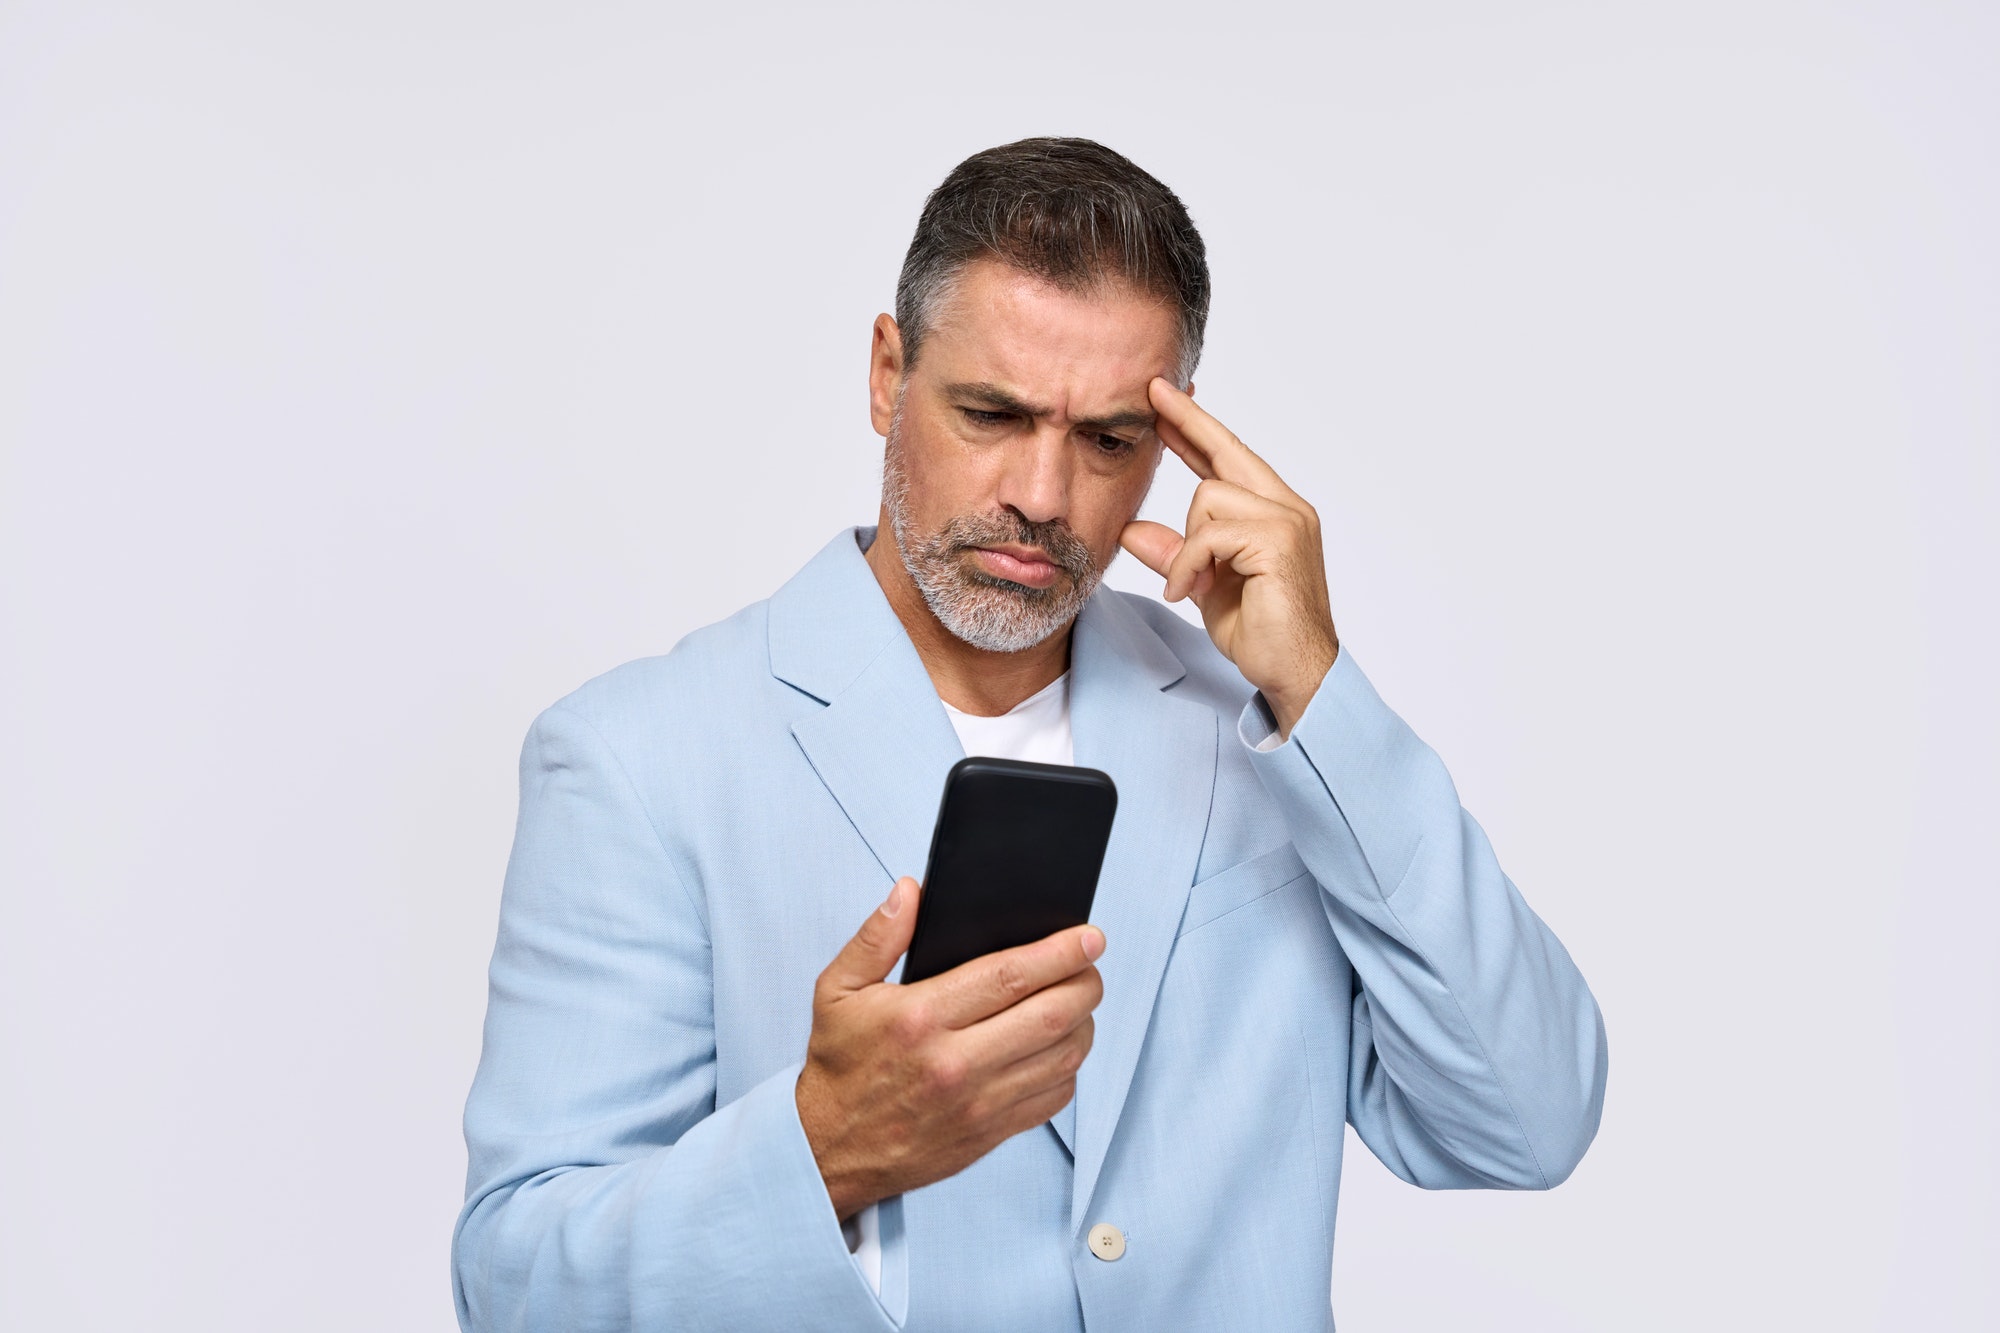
548, 702, 711, 940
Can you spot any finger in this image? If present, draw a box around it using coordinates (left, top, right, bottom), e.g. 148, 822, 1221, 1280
974, 1075, 1080, 1146
920, 922, 1106, 1029
1157, 413, 1306, 516
980, 1016, 1094, 1110
1149, 378, 1301, 503
817, 878, 921, 996
1118, 519, 1184, 577
1153, 412, 1215, 482
955, 967, 1102, 1070
1168, 482, 1300, 601
1164, 521, 1272, 603
1187, 477, 1297, 529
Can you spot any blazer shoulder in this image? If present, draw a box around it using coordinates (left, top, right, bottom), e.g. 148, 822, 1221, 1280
541, 599, 777, 742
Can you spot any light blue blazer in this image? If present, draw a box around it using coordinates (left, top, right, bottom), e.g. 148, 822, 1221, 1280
455, 528, 1607, 1332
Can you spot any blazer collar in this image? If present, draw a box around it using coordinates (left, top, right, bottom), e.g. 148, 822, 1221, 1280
769, 529, 1217, 1214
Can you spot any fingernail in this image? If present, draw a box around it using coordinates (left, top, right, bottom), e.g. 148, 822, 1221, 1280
879, 881, 905, 918
1081, 926, 1105, 961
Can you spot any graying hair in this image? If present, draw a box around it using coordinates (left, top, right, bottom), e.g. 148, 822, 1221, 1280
894, 138, 1210, 387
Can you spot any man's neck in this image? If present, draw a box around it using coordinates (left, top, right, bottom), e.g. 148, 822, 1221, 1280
864, 512, 1072, 718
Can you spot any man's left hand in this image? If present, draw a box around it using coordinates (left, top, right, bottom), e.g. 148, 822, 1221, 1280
1120, 377, 1339, 741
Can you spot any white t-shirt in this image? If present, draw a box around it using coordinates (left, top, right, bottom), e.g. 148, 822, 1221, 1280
941, 670, 1074, 767
841, 671, 1074, 1294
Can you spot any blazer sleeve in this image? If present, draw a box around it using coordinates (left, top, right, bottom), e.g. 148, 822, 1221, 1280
452, 704, 896, 1333
1240, 651, 1609, 1190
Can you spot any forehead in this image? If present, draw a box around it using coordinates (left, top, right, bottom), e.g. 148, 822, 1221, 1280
916, 259, 1180, 404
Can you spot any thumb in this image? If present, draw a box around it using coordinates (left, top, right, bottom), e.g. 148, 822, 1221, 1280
1120, 519, 1184, 578
820, 877, 921, 995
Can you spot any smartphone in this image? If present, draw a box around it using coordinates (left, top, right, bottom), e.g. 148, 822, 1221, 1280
899, 757, 1119, 985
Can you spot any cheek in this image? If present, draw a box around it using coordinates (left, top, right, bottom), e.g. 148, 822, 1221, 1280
1077, 465, 1155, 552
897, 423, 977, 514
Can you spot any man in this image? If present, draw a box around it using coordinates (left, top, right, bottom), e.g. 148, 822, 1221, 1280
454, 138, 1607, 1332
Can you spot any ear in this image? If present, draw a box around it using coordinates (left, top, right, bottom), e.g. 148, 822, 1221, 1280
869, 314, 905, 438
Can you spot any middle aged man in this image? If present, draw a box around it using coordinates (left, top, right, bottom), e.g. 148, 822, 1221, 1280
455, 137, 1608, 1332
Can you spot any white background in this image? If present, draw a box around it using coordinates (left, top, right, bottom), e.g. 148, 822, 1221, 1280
3, 2, 1994, 1329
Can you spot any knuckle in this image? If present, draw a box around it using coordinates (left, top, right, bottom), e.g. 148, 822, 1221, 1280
1038, 1001, 1072, 1039
923, 1049, 970, 1098
963, 1094, 995, 1127
889, 999, 934, 1047
990, 955, 1032, 1002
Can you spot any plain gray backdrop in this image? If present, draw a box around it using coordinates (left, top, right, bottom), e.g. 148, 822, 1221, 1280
3, 2, 1994, 1329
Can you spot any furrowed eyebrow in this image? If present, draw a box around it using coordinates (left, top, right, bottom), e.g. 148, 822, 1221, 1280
946, 382, 1049, 418
945, 381, 1154, 434
1072, 408, 1156, 434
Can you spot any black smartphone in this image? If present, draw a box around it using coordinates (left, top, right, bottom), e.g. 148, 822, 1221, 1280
899, 757, 1119, 984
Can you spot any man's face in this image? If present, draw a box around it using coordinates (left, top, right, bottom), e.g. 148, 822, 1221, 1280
870, 257, 1180, 653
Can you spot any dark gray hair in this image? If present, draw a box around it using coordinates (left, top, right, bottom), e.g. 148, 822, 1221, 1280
894, 137, 1210, 387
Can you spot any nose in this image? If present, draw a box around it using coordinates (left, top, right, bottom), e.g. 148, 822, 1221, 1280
993, 423, 1071, 527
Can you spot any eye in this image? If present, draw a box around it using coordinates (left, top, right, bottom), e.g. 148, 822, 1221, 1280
962, 408, 1014, 427
1091, 432, 1137, 455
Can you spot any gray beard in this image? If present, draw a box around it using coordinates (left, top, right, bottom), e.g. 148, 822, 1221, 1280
881, 420, 1105, 654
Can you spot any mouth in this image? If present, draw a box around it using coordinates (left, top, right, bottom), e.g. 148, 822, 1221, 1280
967, 544, 1064, 590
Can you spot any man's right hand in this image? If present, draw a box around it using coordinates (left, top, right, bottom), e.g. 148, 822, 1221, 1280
794, 877, 1105, 1221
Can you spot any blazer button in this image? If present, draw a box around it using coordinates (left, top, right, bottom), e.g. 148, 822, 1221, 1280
1087, 1223, 1126, 1261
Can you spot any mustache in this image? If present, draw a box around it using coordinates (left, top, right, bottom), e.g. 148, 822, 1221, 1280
940, 512, 1097, 580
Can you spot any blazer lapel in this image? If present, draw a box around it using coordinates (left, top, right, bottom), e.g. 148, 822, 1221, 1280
772, 529, 964, 910
789, 650, 963, 894
1066, 594, 1216, 1229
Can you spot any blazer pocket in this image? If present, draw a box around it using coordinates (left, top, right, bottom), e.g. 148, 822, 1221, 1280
1178, 842, 1313, 937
